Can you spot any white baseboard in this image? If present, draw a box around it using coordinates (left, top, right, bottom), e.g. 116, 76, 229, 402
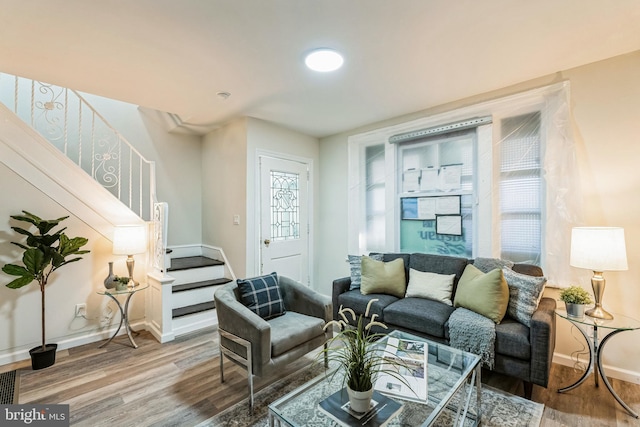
0, 320, 147, 366
553, 352, 640, 385
146, 320, 175, 344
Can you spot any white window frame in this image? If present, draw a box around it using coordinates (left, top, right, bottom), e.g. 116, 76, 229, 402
348, 82, 568, 268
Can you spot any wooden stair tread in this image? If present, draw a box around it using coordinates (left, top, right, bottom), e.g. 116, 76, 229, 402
172, 301, 215, 318
173, 278, 232, 293
168, 256, 224, 271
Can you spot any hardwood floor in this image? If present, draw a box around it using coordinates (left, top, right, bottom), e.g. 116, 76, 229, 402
2, 328, 639, 426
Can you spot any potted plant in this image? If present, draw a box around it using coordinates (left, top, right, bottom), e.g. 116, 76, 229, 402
322, 299, 415, 413
2, 211, 89, 370
560, 285, 593, 319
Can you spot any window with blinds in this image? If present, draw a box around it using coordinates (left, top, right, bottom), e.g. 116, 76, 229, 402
499, 112, 542, 264
365, 144, 386, 252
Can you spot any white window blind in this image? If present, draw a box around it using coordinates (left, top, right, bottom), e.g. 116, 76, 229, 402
365, 144, 386, 252
499, 112, 542, 264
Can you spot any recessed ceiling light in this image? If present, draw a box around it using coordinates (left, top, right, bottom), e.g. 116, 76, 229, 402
305, 48, 344, 72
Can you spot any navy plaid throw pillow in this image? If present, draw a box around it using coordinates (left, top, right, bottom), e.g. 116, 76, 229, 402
237, 272, 286, 320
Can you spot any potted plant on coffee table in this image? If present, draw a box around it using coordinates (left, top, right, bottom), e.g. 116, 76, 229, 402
560, 285, 593, 319
322, 299, 415, 413
2, 211, 89, 370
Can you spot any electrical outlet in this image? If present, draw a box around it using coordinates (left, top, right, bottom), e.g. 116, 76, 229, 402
75, 303, 87, 317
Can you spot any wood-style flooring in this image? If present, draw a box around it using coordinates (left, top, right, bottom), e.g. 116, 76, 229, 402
1, 328, 639, 426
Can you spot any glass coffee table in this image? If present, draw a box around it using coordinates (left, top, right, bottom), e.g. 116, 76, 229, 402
268, 330, 482, 427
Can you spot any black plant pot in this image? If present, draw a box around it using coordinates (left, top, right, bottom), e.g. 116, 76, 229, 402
29, 343, 58, 370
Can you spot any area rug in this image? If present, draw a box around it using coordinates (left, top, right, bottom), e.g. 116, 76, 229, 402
198, 364, 544, 427
0, 370, 18, 404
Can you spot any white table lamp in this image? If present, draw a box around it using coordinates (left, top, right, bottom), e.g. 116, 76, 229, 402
113, 225, 147, 287
570, 227, 628, 320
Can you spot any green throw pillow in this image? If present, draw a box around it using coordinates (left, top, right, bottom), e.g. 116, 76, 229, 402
360, 257, 406, 298
453, 264, 509, 323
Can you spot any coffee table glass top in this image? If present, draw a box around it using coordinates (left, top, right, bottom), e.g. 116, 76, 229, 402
268, 329, 481, 427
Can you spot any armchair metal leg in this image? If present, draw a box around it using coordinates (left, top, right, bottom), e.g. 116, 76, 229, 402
219, 328, 255, 414
220, 348, 225, 383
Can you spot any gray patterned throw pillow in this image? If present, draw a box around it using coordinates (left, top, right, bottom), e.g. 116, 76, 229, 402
502, 267, 547, 326
348, 253, 384, 290
473, 257, 514, 273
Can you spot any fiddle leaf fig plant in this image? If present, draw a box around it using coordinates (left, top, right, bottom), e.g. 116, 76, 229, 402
2, 211, 90, 351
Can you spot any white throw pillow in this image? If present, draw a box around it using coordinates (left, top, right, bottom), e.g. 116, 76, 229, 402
405, 269, 456, 306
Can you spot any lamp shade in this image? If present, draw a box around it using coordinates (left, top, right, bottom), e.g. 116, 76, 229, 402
112, 225, 147, 255
570, 227, 628, 271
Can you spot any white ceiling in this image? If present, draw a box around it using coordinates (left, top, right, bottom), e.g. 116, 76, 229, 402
1, 0, 639, 138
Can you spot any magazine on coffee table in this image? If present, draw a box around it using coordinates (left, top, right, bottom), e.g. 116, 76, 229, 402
374, 337, 428, 401
318, 388, 403, 427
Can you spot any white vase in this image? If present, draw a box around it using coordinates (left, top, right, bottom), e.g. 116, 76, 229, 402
347, 385, 374, 413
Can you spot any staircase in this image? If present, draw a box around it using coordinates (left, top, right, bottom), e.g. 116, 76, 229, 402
0, 72, 237, 342
166, 255, 233, 336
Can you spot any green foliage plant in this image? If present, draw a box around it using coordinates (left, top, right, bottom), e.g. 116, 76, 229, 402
559, 285, 593, 305
2, 211, 90, 351
322, 299, 415, 394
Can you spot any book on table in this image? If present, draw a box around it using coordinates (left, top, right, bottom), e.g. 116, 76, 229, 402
374, 336, 428, 402
318, 388, 403, 427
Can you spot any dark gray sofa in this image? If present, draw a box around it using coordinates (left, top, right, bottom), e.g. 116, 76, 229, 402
332, 252, 556, 399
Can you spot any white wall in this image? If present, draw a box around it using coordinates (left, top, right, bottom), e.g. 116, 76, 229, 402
80, 94, 203, 246
317, 50, 640, 382
0, 163, 146, 364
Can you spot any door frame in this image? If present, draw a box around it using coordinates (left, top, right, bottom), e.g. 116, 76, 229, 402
254, 149, 314, 286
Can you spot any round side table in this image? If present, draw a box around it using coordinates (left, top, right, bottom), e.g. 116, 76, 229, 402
555, 308, 640, 418
97, 284, 148, 349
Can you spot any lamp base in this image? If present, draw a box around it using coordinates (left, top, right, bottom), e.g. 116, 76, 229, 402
586, 305, 613, 320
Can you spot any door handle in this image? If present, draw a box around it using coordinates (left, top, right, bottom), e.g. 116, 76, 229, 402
263, 239, 271, 247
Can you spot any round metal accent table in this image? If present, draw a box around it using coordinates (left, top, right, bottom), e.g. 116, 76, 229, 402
97, 284, 148, 349
555, 308, 640, 418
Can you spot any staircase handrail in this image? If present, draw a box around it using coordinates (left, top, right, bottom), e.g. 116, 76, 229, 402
0, 73, 157, 220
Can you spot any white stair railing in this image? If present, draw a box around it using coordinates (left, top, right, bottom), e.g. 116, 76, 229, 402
0, 72, 156, 220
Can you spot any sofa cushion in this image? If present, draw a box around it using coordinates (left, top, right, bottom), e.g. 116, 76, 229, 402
409, 253, 468, 294
361, 257, 406, 298
453, 264, 509, 323
502, 267, 547, 327
237, 272, 285, 320
495, 318, 531, 360
268, 311, 326, 357
384, 298, 455, 338
348, 254, 384, 290
406, 268, 455, 306
473, 257, 514, 273
337, 290, 398, 321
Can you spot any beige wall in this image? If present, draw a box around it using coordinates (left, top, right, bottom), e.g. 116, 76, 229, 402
317, 50, 640, 381
201, 118, 248, 277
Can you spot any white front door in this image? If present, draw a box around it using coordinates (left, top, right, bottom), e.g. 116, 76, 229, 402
259, 155, 310, 284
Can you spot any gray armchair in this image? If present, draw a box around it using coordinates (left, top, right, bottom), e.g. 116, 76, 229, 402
214, 275, 332, 412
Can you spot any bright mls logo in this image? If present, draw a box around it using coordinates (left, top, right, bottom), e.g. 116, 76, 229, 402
1, 405, 69, 426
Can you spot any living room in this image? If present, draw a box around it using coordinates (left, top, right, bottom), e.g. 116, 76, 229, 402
1, 1, 639, 425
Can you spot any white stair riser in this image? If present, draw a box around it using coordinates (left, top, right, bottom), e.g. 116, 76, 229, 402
173, 310, 218, 337
169, 265, 225, 285
172, 285, 224, 309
